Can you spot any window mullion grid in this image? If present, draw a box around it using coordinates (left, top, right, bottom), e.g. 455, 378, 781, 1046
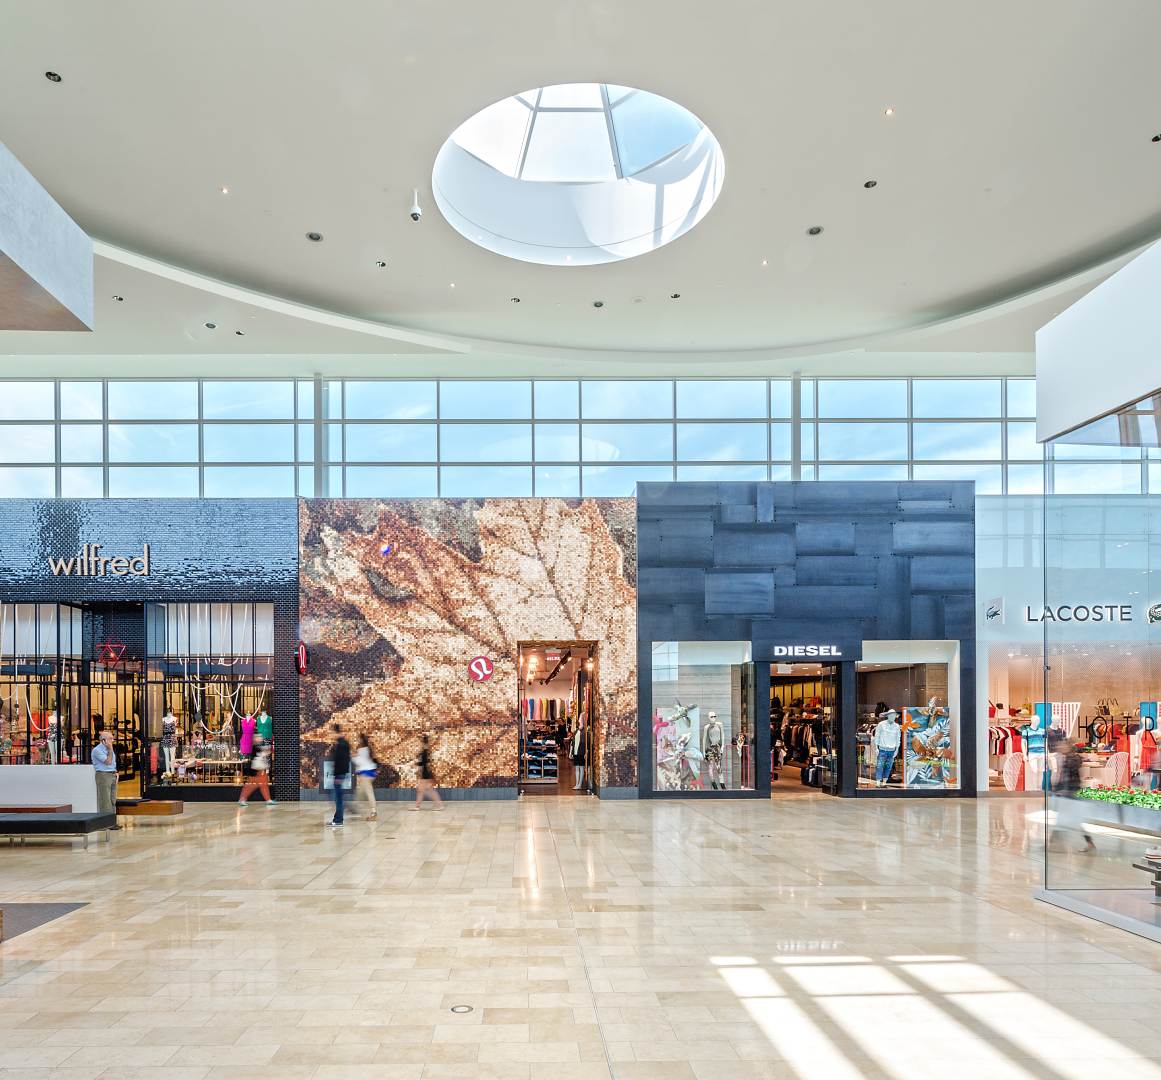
436, 380, 442, 498
53, 380, 61, 498
906, 379, 914, 480
197, 380, 205, 497
766, 380, 772, 481
102, 381, 110, 497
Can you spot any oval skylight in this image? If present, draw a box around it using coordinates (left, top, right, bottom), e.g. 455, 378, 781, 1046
432, 83, 725, 266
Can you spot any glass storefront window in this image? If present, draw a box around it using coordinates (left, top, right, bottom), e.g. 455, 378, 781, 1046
651, 641, 753, 792
856, 641, 960, 792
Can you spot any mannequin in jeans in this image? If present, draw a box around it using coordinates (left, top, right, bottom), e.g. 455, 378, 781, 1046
873, 709, 901, 787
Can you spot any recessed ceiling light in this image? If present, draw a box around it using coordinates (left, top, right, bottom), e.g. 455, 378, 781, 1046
449, 282, 456, 288
883, 106, 895, 117
592, 300, 604, 308
204, 322, 217, 330
219, 186, 230, 195
807, 226, 824, 235
669, 293, 681, 299
305, 231, 323, 242
44, 71, 61, 82
234, 329, 245, 336
111, 295, 124, 302
632, 297, 644, 304
374, 260, 387, 268
510, 296, 521, 303
863, 179, 878, 189
761, 258, 768, 267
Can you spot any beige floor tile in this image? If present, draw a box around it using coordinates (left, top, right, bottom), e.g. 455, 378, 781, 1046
3, 798, 1161, 1080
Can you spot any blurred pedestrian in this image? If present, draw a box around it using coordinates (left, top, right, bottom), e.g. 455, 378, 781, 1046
353, 733, 378, 821
238, 735, 274, 806
326, 724, 351, 828
411, 733, 443, 811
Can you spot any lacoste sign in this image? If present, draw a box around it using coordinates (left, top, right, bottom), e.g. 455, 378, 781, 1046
49, 544, 151, 577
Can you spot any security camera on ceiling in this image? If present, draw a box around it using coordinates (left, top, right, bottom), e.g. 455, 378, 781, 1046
410, 189, 422, 223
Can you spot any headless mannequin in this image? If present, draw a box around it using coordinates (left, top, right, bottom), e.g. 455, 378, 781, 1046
161, 709, 178, 774
572, 724, 586, 791
702, 712, 724, 789
47, 711, 59, 764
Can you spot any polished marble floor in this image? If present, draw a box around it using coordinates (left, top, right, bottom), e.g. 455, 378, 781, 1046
3, 794, 1161, 1079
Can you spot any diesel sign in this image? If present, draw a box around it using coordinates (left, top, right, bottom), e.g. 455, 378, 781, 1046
773, 645, 843, 657
49, 544, 150, 577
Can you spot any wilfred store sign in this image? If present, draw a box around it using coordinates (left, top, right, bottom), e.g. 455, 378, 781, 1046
49, 543, 151, 577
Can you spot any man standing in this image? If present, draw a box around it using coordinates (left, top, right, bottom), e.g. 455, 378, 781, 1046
872, 709, 901, 788
326, 724, 351, 828
92, 730, 121, 829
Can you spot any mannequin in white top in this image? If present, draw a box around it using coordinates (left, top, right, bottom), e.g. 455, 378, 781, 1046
47, 711, 59, 764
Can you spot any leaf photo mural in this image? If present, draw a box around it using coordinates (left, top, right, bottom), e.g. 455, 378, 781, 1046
299, 498, 638, 791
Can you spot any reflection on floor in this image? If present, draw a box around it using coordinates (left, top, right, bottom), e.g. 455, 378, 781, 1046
3, 794, 1161, 1078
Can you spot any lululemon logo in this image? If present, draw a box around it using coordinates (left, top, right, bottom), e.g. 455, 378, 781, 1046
468, 656, 495, 682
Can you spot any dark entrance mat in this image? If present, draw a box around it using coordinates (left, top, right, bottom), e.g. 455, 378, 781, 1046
0, 903, 87, 942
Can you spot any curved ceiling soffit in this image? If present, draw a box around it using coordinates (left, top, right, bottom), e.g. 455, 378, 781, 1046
93, 241, 470, 355
93, 234, 1157, 362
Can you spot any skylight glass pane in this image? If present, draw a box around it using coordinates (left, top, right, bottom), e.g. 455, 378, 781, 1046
521, 112, 616, 182
610, 90, 702, 176
605, 85, 635, 105
452, 95, 531, 178
538, 83, 603, 108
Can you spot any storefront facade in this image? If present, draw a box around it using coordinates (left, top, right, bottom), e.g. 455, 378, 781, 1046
637, 481, 977, 798
0, 499, 300, 799
2, 487, 978, 802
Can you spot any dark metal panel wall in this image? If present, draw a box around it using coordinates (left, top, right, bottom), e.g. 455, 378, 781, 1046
636, 481, 977, 798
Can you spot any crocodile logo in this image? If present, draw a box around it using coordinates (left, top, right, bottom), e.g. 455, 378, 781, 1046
1148, 602, 1161, 625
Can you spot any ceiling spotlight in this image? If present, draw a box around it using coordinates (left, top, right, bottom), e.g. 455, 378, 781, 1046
204, 322, 217, 330
761, 258, 768, 267
305, 231, 323, 242
234, 329, 245, 336
374, 260, 387, 268
807, 226, 824, 235
449, 282, 456, 288
592, 300, 604, 308
219, 186, 230, 195
111, 295, 124, 302
883, 106, 895, 117
632, 297, 645, 304
510, 296, 521, 303
45, 71, 61, 82
863, 179, 878, 189
669, 293, 681, 299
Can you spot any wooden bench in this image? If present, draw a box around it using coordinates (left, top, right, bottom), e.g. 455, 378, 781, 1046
116, 799, 184, 817
0, 804, 72, 814
0, 813, 116, 848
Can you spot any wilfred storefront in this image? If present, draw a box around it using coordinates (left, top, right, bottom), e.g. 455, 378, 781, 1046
636, 481, 976, 798
0, 499, 300, 800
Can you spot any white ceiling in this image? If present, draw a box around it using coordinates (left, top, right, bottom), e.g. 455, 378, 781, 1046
2, 0, 1160, 362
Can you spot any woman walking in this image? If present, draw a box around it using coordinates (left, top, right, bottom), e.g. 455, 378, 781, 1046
238, 735, 275, 806
411, 733, 443, 811
353, 733, 378, 820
